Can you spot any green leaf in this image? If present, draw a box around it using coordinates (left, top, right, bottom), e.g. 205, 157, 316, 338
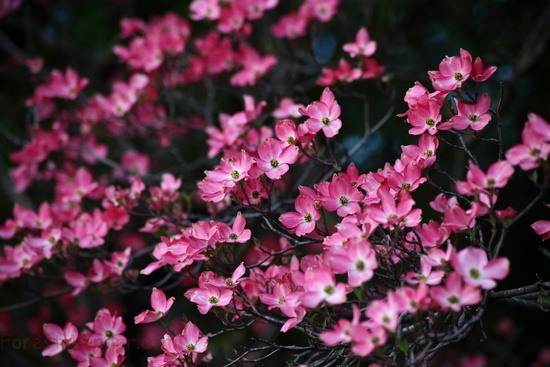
398, 338, 409, 354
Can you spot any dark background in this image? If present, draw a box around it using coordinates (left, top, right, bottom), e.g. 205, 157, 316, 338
1, 0, 550, 366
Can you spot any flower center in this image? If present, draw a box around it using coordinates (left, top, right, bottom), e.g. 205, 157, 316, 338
270, 158, 279, 168
231, 170, 240, 179
468, 114, 478, 122
416, 274, 426, 281
322, 117, 331, 126
469, 268, 480, 279
324, 285, 334, 295
304, 213, 312, 222
447, 295, 459, 304
425, 118, 435, 127
339, 196, 349, 206
454, 72, 463, 81
355, 260, 365, 271
208, 296, 219, 304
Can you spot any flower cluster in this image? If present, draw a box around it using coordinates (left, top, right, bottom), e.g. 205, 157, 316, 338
1, 1, 550, 366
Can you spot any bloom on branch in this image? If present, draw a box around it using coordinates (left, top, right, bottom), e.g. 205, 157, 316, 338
452, 247, 510, 289
42, 322, 78, 356
134, 288, 175, 324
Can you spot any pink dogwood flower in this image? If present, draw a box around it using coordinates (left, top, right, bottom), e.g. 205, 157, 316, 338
428, 50, 472, 91
533, 220, 550, 241
430, 273, 482, 312
42, 322, 78, 356
134, 288, 175, 324
406, 98, 442, 135
300, 88, 342, 138
445, 94, 492, 131
320, 304, 361, 346
456, 160, 514, 197
256, 139, 299, 180
87, 308, 127, 347
161, 322, 208, 360
321, 177, 364, 217
452, 247, 510, 289
217, 212, 252, 243
279, 195, 320, 236
185, 284, 233, 314
471, 56, 497, 82
343, 27, 377, 58
301, 266, 347, 308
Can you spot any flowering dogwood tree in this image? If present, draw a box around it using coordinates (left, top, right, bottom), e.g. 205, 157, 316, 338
1, 1, 550, 366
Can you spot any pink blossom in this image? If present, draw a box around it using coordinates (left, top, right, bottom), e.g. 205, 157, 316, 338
90, 345, 125, 367
366, 293, 401, 331
185, 284, 233, 314
272, 99, 305, 119
430, 273, 482, 312
300, 88, 342, 137
406, 98, 442, 135
230, 45, 277, 87
368, 186, 422, 228
404, 257, 445, 286
533, 220, 550, 241
68, 330, 102, 366
42, 322, 78, 356
189, 0, 221, 20
387, 162, 427, 192
452, 247, 510, 289
361, 57, 385, 79
256, 139, 299, 180
217, 212, 252, 243
134, 288, 175, 324
64, 270, 90, 296
26, 68, 89, 105
301, 266, 347, 308
343, 27, 377, 58
428, 50, 472, 91
326, 238, 378, 287
207, 262, 247, 288
279, 195, 320, 236
443, 94, 492, 131
161, 322, 208, 360
274, 119, 299, 146
318, 59, 362, 85
271, 11, 309, 39
320, 304, 361, 346
456, 160, 514, 197
471, 57, 497, 82
217, 3, 246, 33
301, 0, 339, 22
506, 114, 550, 170
205, 151, 255, 189
349, 322, 387, 357
400, 134, 439, 169
87, 308, 127, 347
321, 177, 364, 217
259, 282, 303, 318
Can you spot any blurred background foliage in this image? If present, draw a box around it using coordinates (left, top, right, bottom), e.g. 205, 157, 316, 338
1, 0, 550, 366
